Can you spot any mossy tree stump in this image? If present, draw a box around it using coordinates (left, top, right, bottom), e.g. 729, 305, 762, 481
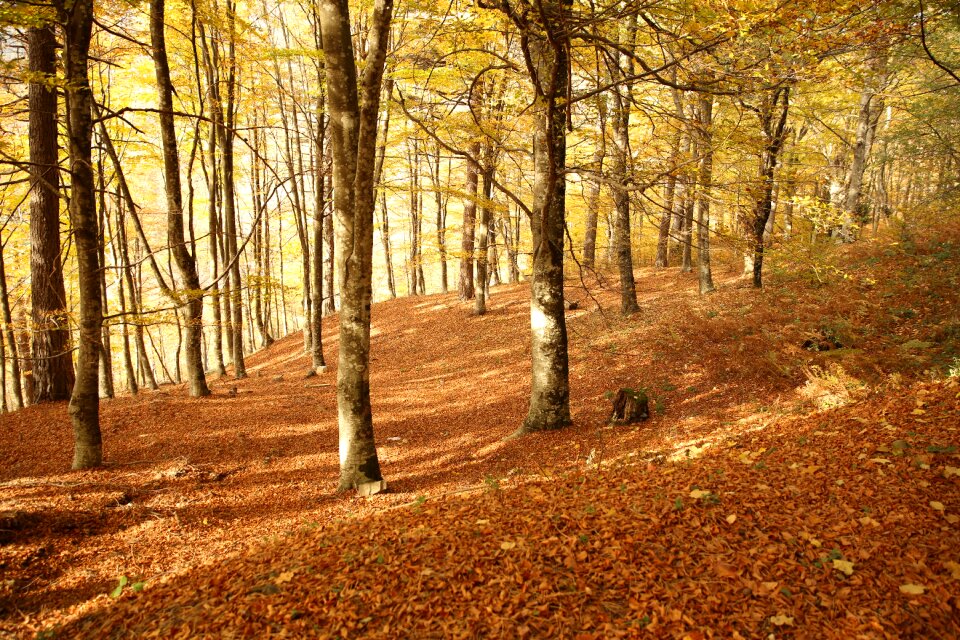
609, 388, 649, 425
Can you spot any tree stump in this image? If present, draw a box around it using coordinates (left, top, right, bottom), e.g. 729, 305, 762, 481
609, 388, 649, 425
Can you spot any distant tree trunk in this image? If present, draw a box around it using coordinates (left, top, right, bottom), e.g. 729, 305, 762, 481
319, 0, 392, 493
373, 77, 397, 299
220, 1, 246, 377
95, 156, 114, 399
198, 20, 227, 375
378, 192, 396, 298
16, 311, 34, 404
608, 16, 639, 314
842, 50, 888, 242
749, 86, 791, 288
500, 213, 520, 283
459, 141, 480, 300
0, 240, 23, 410
475, 164, 493, 315
427, 144, 449, 293
513, 0, 572, 435
406, 139, 422, 296
62, 0, 102, 468
583, 98, 606, 270
28, 25, 75, 403
655, 123, 681, 268
106, 199, 138, 395
695, 95, 715, 294
681, 187, 694, 273
323, 182, 336, 315
311, 96, 327, 372
151, 0, 210, 397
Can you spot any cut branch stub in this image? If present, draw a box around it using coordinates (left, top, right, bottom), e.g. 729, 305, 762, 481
609, 388, 649, 425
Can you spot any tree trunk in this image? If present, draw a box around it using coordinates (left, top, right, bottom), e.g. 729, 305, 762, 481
62, 0, 103, 468
95, 156, 114, 399
311, 95, 327, 372
0, 240, 23, 410
515, 0, 572, 435
431, 146, 449, 293
28, 25, 75, 403
319, 0, 392, 494
220, 2, 246, 377
583, 98, 605, 270
459, 141, 480, 300
695, 95, 715, 294
751, 87, 791, 289
842, 50, 888, 241
151, 0, 210, 397
106, 199, 138, 395
475, 165, 493, 315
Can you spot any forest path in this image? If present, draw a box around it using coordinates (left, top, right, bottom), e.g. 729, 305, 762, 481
2, 228, 959, 637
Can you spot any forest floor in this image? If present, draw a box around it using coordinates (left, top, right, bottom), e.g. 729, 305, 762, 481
2, 225, 959, 639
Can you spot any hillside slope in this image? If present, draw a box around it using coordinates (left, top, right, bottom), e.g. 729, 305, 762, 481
2, 229, 959, 637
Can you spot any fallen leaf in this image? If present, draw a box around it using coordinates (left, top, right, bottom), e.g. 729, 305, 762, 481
689, 489, 710, 499
275, 571, 295, 585
944, 561, 960, 579
726, 514, 737, 524
899, 584, 925, 595
930, 501, 946, 512
943, 466, 960, 478
832, 559, 855, 576
500, 541, 516, 551
770, 614, 794, 626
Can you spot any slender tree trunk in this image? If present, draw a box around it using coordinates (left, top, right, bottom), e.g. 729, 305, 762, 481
151, 0, 210, 397
655, 123, 681, 268
842, 50, 888, 241
323, 176, 336, 314
459, 141, 480, 300
29, 25, 75, 403
107, 198, 138, 395
0, 241, 23, 410
311, 96, 327, 371
62, 0, 102, 468
609, 17, 639, 313
319, 0, 392, 494
583, 98, 606, 270
695, 95, 715, 294
751, 87, 791, 288
431, 146, 449, 293
95, 156, 114, 399
220, 1, 246, 377
475, 165, 493, 315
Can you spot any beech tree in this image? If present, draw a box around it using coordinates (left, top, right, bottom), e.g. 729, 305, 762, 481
318, 0, 393, 493
28, 24, 74, 403
60, 0, 102, 468
150, 0, 210, 398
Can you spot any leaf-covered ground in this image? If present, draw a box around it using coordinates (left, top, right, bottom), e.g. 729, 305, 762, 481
2, 228, 959, 638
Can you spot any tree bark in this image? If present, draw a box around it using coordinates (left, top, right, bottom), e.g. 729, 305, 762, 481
62, 0, 103, 468
475, 164, 493, 315
749, 87, 791, 288
151, 0, 210, 397
514, 0, 572, 435
609, 17, 639, 314
583, 97, 605, 270
695, 95, 715, 294
28, 25, 75, 403
0, 239, 23, 409
459, 141, 480, 300
319, 0, 392, 493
